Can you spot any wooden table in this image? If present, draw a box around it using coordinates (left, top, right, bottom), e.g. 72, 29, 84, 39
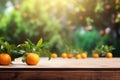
0, 58, 120, 80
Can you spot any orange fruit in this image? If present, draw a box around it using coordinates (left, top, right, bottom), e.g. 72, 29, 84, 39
0, 53, 11, 65
106, 52, 113, 58
75, 54, 81, 59
61, 53, 67, 58
81, 52, 87, 59
51, 53, 58, 58
67, 53, 72, 59
26, 53, 40, 65
92, 53, 99, 58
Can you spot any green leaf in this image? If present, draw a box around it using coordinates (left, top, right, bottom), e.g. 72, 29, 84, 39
36, 38, 43, 48
26, 39, 35, 47
48, 51, 51, 60
4, 42, 11, 53
22, 54, 26, 62
42, 49, 51, 60
10, 51, 23, 61
18, 44, 30, 50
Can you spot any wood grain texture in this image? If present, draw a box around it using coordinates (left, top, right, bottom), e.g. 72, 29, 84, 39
0, 58, 120, 80
0, 71, 120, 80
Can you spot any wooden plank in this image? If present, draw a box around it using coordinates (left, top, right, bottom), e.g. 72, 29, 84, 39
0, 71, 120, 80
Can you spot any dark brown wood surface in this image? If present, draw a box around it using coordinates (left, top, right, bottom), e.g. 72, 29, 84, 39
0, 58, 120, 80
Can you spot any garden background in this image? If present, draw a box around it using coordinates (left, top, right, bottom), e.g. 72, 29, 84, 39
0, 0, 120, 57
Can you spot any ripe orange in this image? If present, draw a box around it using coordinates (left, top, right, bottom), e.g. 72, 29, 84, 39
81, 52, 87, 59
61, 53, 67, 58
92, 53, 99, 58
75, 54, 81, 59
0, 53, 11, 65
106, 52, 113, 58
67, 53, 72, 59
51, 53, 58, 58
26, 53, 40, 65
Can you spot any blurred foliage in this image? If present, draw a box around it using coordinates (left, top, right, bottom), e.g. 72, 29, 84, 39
0, 0, 120, 56
75, 27, 101, 56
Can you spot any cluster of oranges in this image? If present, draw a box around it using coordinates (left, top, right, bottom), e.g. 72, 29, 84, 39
52, 52, 87, 59
0, 53, 40, 65
0, 52, 113, 66
51, 52, 113, 59
0, 38, 44, 66
92, 52, 113, 58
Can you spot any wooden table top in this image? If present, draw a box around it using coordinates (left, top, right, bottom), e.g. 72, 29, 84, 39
0, 57, 120, 69
0, 58, 120, 80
